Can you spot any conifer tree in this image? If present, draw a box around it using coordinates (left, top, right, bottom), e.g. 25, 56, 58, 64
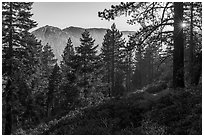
101, 23, 126, 96
143, 43, 160, 85
41, 43, 57, 77
15, 32, 43, 128
60, 38, 79, 110
40, 43, 57, 116
75, 30, 99, 97
61, 38, 76, 83
2, 2, 38, 134
122, 40, 135, 92
47, 63, 61, 117
129, 34, 145, 89
101, 29, 112, 96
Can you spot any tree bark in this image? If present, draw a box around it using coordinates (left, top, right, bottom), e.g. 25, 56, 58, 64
4, 2, 13, 135
189, 2, 195, 85
173, 2, 185, 88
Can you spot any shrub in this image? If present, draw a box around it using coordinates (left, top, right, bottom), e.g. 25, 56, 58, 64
145, 81, 167, 94
145, 86, 202, 135
140, 118, 167, 135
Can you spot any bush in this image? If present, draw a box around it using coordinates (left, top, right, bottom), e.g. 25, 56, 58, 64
145, 86, 202, 135
140, 118, 167, 135
145, 81, 167, 94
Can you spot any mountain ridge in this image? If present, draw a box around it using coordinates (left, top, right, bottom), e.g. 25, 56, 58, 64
32, 25, 135, 62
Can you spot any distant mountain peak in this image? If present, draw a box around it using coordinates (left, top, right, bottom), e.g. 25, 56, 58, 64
63, 26, 84, 31
34, 25, 62, 33
32, 25, 135, 62
44, 25, 61, 30
68, 26, 83, 29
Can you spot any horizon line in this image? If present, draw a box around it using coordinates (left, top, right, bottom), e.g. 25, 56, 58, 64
30, 24, 137, 32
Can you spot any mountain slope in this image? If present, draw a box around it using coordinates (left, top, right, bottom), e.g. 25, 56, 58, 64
14, 84, 202, 135
32, 25, 135, 62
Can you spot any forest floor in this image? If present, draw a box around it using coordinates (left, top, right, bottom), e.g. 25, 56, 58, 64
15, 83, 202, 135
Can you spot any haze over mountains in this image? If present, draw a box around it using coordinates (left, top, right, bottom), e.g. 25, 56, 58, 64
32, 25, 135, 61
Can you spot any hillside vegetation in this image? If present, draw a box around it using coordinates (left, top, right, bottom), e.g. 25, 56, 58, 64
15, 83, 202, 135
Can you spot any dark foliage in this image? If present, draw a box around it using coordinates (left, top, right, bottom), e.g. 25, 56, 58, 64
146, 85, 202, 134
145, 81, 168, 94
17, 84, 201, 135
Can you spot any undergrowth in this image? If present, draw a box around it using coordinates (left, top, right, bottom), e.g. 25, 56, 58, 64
15, 84, 202, 135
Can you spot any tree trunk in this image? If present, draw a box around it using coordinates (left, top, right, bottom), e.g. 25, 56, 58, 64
47, 96, 51, 117
111, 32, 115, 96
4, 2, 13, 135
173, 2, 185, 88
107, 60, 111, 97
5, 80, 12, 135
189, 2, 195, 85
107, 44, 111, 97
151, 57, 154, 83
194, 52, 202, 85
138, 49, 143, 88
127, 52, 131, 92
126, 51, 131, 93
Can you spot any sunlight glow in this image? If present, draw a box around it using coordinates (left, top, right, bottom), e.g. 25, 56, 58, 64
181, 22, 187, 28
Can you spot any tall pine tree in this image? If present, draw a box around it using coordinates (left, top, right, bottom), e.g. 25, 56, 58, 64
40, 43, 57, 117
61, 37, 76, 83
60, 38, 79, 110
129, 33, 145, 89
101, 29, 112, 96
101, 23, 126, 96
47, 63, 61, 117
75, 30, 99, 97
122, 39, 135, 93
2, 2, 38, 134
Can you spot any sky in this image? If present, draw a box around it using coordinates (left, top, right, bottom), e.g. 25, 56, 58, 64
31, 2, 138, 31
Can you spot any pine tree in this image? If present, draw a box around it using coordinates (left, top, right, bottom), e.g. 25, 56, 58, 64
122, 39, 135, 92
101, 29, 112, 96
101, 23, 126, 96
61, 38, 76, 82
47, 63, 61, 117
2, 2, 38, 134
40, 43, 57, 116
15, 32, 43, 128
129, 34, 145, 89
60, 38, 79, 110
41, 43, 57, 77
62, 38, 75, 62
75, 30, 99, 97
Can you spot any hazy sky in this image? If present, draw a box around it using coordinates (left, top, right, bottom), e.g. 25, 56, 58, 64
31, 2, 137, 31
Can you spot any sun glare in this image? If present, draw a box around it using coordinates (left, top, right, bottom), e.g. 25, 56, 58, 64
181, 22, 187, 28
